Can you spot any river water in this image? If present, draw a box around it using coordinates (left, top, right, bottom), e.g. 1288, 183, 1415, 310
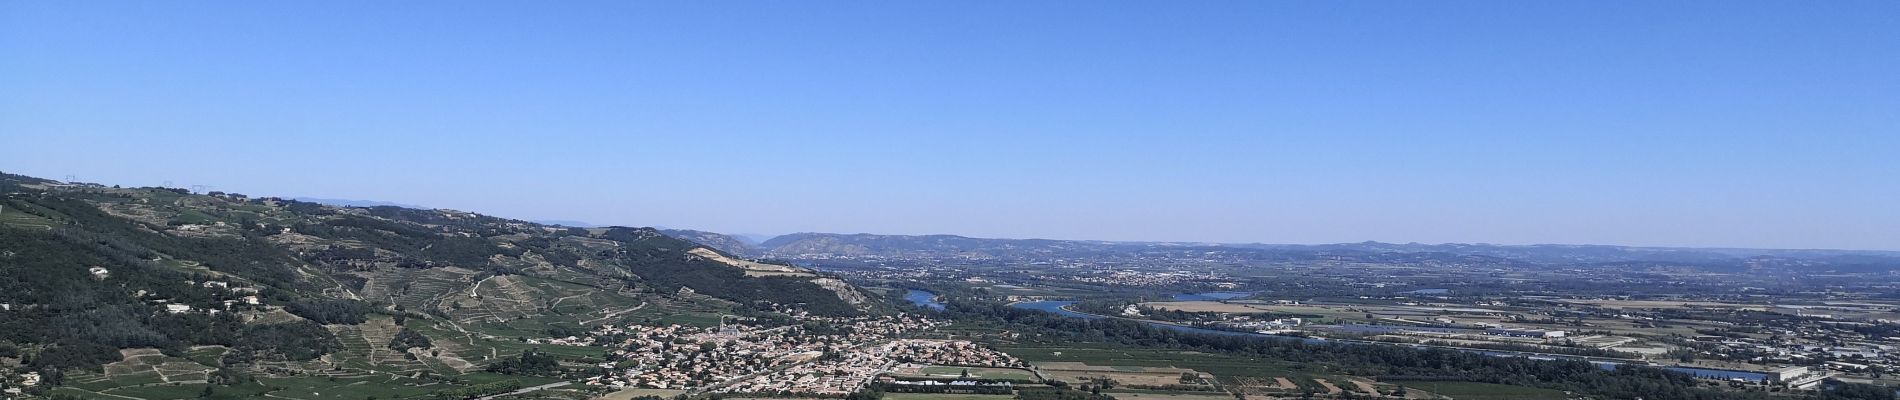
904, 289, 946, 311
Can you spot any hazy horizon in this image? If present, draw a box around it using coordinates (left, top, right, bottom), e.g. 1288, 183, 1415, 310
6, 171, 1896, 253
5, 2, 1897, 250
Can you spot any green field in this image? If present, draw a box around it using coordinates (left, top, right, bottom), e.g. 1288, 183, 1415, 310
49, 339, 571, 400
55, 375, 461, 400
621, 297, 731, 327
1383, 380, 1568, 400
995, 344, 1313, 380
53, 382, 274, 400
0, 203, 55, 227
1103, 391, 1236, 400
257, 375, 455, 400
914, 366, 1039, 381
600, 388, 689, 400
974, 284, 1102, 297
885, 393, 1017, 400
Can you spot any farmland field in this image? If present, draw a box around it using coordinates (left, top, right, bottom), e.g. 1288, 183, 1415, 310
885, 393, 1017, 400
1136, 301, 1286, 314
600, 388, 689, 400
995, 344, 1309, 380
1383, 380, 1568, 400
903, 366, 1039, 381
1104, 391, 1236, 400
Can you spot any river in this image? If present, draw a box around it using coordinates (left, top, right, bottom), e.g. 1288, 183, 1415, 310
904, 289, 946, 311
1009, 300, 1766, 381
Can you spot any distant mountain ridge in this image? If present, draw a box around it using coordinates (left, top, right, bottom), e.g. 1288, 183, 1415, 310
653, 230, 1900, 271
291, 197, 425, 209
533, 219, 599, 228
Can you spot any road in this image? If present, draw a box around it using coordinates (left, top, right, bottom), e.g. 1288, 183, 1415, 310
477, 381, 572, 400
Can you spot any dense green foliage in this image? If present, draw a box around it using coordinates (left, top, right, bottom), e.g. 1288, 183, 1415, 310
485, 348, 561, 376
223, 321, 343, 363
388, 327, 433, 351
284, 297, 374, 324
600, 227, 860, 316
1015, 387, 1116, 400
0, 227, 253, 373
1822, 383, 1900, 400
428, 379, 521, 400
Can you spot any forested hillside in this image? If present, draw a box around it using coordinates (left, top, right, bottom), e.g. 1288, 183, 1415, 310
0, 171, 868, 396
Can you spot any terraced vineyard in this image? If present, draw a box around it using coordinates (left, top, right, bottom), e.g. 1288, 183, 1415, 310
358, 266, 481, 313
325, 317, 453, 376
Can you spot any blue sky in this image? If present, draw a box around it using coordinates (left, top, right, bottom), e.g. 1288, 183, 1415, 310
3, 1, 1896, 250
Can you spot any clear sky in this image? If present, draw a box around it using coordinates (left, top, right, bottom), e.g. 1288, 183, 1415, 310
3, 1, 1897, 250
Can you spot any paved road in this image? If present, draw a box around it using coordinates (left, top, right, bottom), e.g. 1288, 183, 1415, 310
478, 381, 572, 400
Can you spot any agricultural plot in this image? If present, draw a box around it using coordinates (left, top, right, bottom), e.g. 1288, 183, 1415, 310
892, 365, 1040, 381
51, 349, 239, 399
995, 344, 1377, 399
1227, 376, 1377, 398
240, 308, 310, 325
1553, 299, 1773, 311
1032, 362, 1211, 388
69, 373, 560, 400
93, 349, 213, 384
884, 393, 1016, 400
492, 387, 596, 399
1343, 378, 1384, 396
620, 297, 731, 327
1381, 380, 1568, 400
452, 272, 615, 329
53, 382, 274, 400
358, 266, 481, 313
1440, 313, 1708, 337
0, 205, 54, 228
974, 284, 1100, 298
451, 274, 644, 336
1311, 378, 1343, 395
402, 316, 613, 370
1140, 302, 1364, 322
1136, 301, 1287, 314
599, 388, 688, 400
325, 316, 456, 376
255, 375, 452, 400
1103, 391, 1236, 400
183, 346, 229, 367
997, 345, 1306, 380
402, 318, 525, 368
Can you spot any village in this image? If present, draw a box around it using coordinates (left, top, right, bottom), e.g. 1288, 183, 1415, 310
564, 312, 1030, 396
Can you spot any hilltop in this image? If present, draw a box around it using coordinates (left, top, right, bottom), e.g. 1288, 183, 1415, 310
658, 229, 763, 258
